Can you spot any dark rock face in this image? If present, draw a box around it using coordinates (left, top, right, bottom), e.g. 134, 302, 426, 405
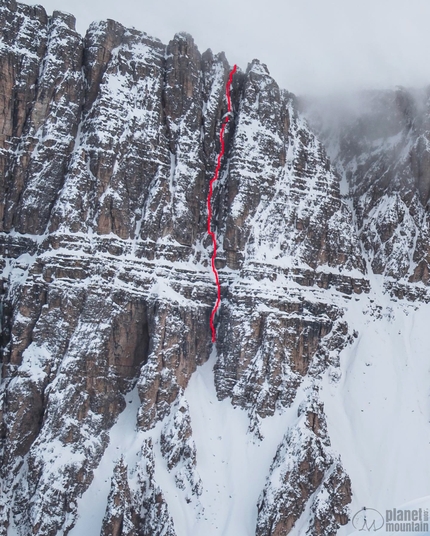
215, 297, 349, 424
100, 442, 176, 536
1, 5, 83, 235
160, 394, 202, 502
2, 2, 430, 536
0, 4, 223, 533
101, 457, 138, 536
256, 396, 351, 536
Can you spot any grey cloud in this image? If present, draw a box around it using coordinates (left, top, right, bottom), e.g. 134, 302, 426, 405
20, 0, 430, 95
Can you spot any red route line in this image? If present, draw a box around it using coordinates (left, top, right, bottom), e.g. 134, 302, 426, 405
207, 64, 237, 343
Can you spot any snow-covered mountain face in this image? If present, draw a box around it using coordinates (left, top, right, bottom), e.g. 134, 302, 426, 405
1, 2, 430, 536
304, 87, 430, 286
302, 88, 430, 530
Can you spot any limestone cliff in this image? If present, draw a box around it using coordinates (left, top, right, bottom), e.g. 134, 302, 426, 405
2, 2, 430, 536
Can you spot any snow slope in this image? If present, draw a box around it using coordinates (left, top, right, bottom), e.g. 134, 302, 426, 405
68, 347, 313, 536
323, 275, 430, 535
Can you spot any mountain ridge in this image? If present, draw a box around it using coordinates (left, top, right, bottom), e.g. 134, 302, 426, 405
1, 2, 430, 535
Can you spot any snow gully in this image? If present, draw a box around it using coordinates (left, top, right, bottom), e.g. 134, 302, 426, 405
207, 64, 237, 342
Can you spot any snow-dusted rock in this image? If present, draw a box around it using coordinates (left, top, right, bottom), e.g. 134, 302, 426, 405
305, 86, 430, 286
3, 2, 430, 535
160, 394, 202, 502
256, 393, 351, 536
100, 441, 176, 536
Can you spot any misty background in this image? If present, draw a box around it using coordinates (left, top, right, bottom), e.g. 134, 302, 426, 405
20, 0, 430, 96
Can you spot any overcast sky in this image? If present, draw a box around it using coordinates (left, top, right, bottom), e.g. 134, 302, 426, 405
20, 0, 430, 96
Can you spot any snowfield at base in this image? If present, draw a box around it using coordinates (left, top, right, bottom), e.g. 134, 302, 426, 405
185, 350, 309, 536
69, 347, 311, 536
324, 274, 430, 536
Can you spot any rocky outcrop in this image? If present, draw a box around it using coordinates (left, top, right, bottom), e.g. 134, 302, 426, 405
215, 298, 351, 426
218, 63, 364, 273
307, 461, 352, 536
1, 3, 83, 235
256, 394, 351, 536
101, 457, 137, 536
160, 394, 202, 503
100, 440, 176, 536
